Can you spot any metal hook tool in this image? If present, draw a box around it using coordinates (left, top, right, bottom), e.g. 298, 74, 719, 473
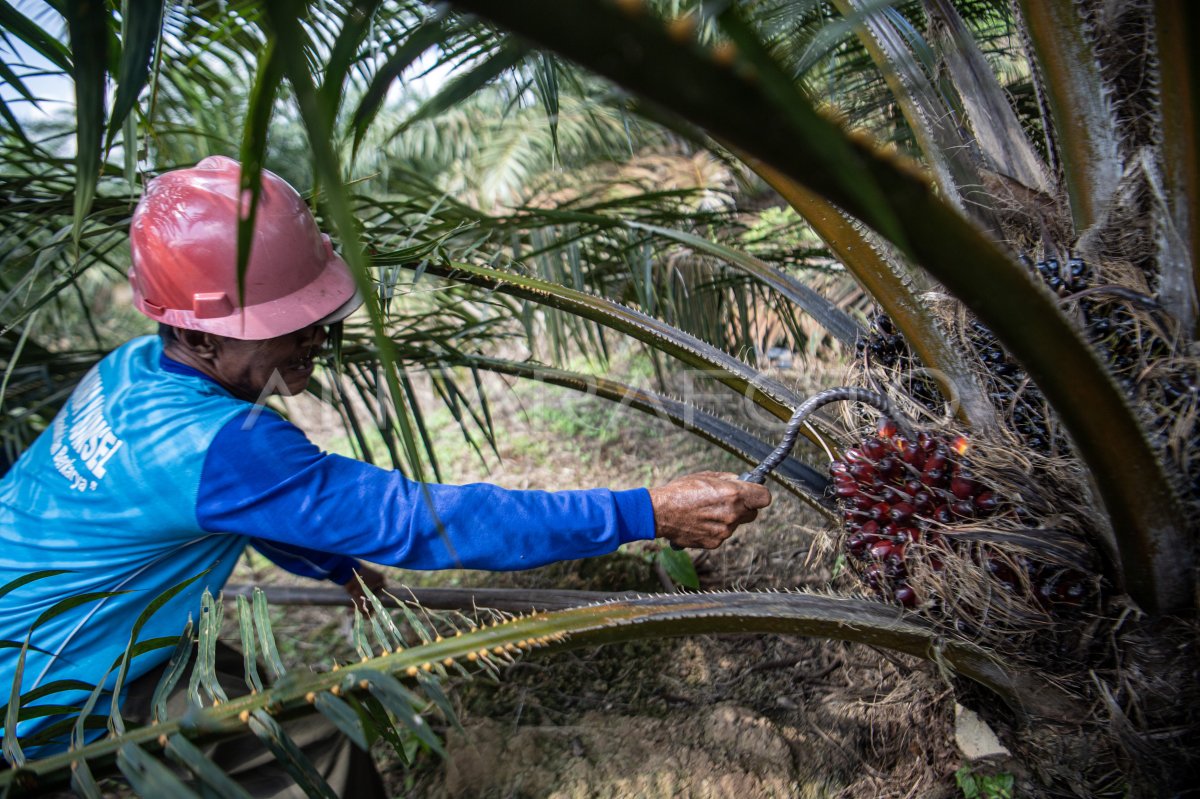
671, 387, 914, 550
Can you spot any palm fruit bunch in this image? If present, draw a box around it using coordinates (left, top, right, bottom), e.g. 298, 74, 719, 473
966, 318, 1054, 452
854, 313, 942, 409
854, 311, 906, 367
831, 420, 1087, 610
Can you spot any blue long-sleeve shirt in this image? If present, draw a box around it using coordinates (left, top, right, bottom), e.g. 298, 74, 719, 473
0, 335, 655, 754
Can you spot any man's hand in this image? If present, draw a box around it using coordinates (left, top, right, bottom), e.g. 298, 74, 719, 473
648, 471, 772, 549
343, 564, 387, 614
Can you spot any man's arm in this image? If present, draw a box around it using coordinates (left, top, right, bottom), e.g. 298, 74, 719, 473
249, 539, 361, 584
196, 409, 769, 570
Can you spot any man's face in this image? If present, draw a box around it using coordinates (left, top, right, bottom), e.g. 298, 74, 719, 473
211, 324, 329, 402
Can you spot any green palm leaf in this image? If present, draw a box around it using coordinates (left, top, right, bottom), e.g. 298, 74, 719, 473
64, 0, 108, 246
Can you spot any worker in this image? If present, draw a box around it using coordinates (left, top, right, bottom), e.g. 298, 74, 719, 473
0, 156, 771, 793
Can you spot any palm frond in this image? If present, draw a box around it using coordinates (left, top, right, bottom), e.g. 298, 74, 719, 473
0, 575, 1083, 795
1016, 0, 1121, 235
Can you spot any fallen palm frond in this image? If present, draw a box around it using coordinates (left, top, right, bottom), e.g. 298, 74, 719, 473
0, 576, 1082, 797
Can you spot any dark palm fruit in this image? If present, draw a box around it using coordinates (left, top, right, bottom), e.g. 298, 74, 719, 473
830, 461, 849, 476
835, 483, 859, 498
933, 505, 954, 524
905, 478, 924, 495
950, 477, 977, 500
887, 502, 915, 523
951, 500, 975, 517
876, 456, 901, 478
974, 492, 998, 512
847, 534, 869, 557
869, 503, 891, 522
986, 558, 1017, 587
849, 463, 878, 482
862, 438, 888, 460
921, 468, 946, 486
885, 550, 907, 578
913, 490, 933, 511
894, 584, 918, 607
853, 494, 875, 511
870, 541, 895, 560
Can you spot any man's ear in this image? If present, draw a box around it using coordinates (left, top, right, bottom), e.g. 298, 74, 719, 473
175, 329, 220, 361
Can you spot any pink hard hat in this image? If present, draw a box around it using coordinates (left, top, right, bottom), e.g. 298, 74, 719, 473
129, 155, 361, 340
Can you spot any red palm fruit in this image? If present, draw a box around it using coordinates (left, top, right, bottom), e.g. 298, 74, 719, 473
835, 483, 859, 498
950, 476, 977, 500
846, 534, 869, 557
882, 486, 905, 505
862, 438, 888, 460
849, 463, 878, 483
885, 549, 907, 577
830, 461, 849, 476
985, 558, 1017, 586
887, 502, 915, 522
921, 468, 946, 486
917, 431, 933, 449
951, 499, 975, 517
869, 541, 895, 560
878, 418, 899, 438
853, 494, 874, 511
876, 455, 901, 478
913, 490, 933, 511
860, 520, 880, 536
901, 527, 920, 543
933, 505, 954, 524
845, 448, 866, 462
974, 492, 998, 512
905, 478, 924, 495
843, 509, 867, 524
869, 503, 891, 522
924, 451, 948, 472
894, 584, 918, 607
882, 522, 903, 539
898, 440, 925, 467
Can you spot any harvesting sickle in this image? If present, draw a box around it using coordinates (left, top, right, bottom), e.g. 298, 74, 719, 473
673, 386, 910, 550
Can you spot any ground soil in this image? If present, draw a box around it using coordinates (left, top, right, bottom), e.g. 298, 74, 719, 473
229, 359, 1009, 799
